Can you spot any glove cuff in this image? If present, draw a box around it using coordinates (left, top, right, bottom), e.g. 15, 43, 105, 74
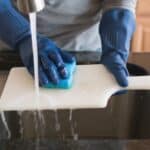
100, 8, 136, 52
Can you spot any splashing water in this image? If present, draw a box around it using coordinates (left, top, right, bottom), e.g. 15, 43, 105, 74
69, 109, 73, 121
33, 111, 40, 150
69, 110, 79, 141
0, 112, 11, 139
18, 111, 24, 138
54, 110, 61, 132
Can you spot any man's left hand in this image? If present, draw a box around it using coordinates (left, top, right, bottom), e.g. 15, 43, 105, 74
99, 8, 136, 87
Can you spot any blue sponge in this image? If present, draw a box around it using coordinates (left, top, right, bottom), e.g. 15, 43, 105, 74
43, 61, 76, 89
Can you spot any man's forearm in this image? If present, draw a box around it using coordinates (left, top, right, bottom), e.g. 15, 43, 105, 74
0, 0, 30, 49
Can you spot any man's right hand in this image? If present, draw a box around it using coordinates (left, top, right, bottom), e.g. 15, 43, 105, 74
0, 0, 76, 87
19, 35, 76, 86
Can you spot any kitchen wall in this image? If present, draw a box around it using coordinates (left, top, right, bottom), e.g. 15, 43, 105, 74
132, 0, 150, 52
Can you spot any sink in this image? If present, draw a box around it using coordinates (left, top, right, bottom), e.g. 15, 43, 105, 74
0, 63, 150, 141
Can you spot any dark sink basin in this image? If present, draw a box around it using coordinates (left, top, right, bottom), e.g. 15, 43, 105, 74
0, 63, 150, 140
0, 52, 150, 149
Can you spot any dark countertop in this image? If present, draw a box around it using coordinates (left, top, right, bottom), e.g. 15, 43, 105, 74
0, 51, 150, 69
0, 139, 150, 150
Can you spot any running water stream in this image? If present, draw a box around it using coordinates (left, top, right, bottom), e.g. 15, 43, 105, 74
29, 13, 47, 150
29, 13, 40, 105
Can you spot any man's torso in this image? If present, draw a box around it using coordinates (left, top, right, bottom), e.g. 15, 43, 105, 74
37, 0, 104, 51
0, 0, 103, 51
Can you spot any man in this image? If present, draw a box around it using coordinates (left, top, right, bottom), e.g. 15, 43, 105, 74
0, 0, 137, 87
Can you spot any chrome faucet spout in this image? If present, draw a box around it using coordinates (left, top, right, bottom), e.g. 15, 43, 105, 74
16, 0, 45, 14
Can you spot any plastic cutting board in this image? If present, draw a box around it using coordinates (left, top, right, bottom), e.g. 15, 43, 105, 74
0, 64, 150, 111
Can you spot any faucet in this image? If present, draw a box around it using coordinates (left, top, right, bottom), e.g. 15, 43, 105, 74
16, 0, 45, 14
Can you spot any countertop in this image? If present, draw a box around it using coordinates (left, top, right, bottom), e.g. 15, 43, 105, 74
0, 139, 150, 150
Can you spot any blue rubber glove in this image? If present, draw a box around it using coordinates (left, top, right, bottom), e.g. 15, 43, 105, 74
19, 35, 76, 86
99, 8, 136, 87
0, 0, 76, 87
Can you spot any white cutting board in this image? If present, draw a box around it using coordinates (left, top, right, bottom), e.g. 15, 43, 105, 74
0, 64, 150, 111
